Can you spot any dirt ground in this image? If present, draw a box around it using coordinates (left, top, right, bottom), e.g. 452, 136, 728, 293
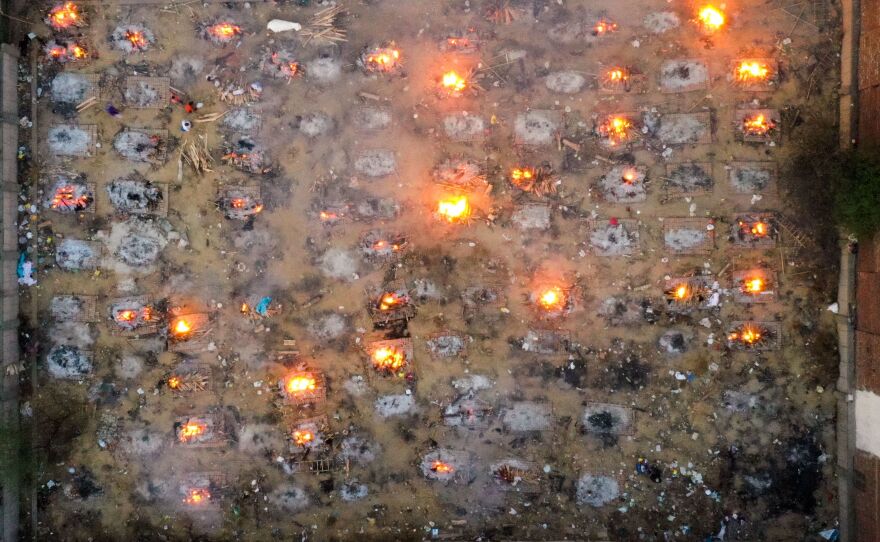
15, 0, 841, 540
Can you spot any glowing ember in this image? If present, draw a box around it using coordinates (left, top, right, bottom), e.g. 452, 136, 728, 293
178, 421, 207, 442
597, 115, 634, 146
48, 2, 82, 30
372, 346, 406, 372
286, 375, 317, 394
436, 195, 470, 223
742, 114, 774, 136
431, 461, 454, 474
319, 210, 338, 222
739, 219, 770, 238
183, 488, 211, 505
116, 310, 137, 322
593, 19, 618, 35
125, 30, 149, 50
736, 61, 771, 83
441, 71, 467, 94
168, 376, 181, 389
292, 429, 315, 446
744, 277, 765, 293
207, 22, 242, 42
729, 325, 762, 345
363, 47, 402, 73
50, 185, 92, 212
698, 6, 725, 32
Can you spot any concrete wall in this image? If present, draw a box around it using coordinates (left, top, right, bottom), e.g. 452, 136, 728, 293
0, 40, 18, 542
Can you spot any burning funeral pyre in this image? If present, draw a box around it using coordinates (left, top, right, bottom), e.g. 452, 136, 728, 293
435, 195, 471, 223
732, 213, 778, 247
734, 60, 774, 87
222, 137, 271, 174
218, 188, 263, 220
262, 49, 302, 79
595, 114, 636, 147
166, 368, 209, 393
726, 321, 777, 351
370, 285, 415, 325
46, 2, 85, 30
367, 338, 413, 378
203, 21, 242, 45
358, 44, 402, 74
109, 297, 158, 332
45, 40, 88, 63
280, 368, 326, 405
531, 284, 571, 318
733, 268, 776, 303
44, 175, 94, 213
359, 230, 407, 260
438, 70, 469, 97
110, 24, 155, 53
740, 112, 776, 139
697, 5, 725, 34
509, 165, 557, 197
175, 417, 213, 445
600, 66, 635, 93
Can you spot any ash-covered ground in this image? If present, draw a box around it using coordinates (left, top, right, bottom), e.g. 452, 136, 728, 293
17, 0, 841, 540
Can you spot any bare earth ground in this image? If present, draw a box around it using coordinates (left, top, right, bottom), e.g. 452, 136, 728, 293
16, 0, 841, 540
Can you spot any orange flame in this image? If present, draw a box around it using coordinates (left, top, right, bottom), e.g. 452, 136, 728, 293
431, 460, 454, 473
71, 44, 87, 59
729, 325, 762, 345
168, 376, 181, 389
172, 318, 192, 336
621, 167, 638, 184
364, 48, 401, 72
742, 114, 773, 136
736, 61, 771, 83
510, 167, 535, 189
50, 185, 91, 211
48, 2, 81, 29
319, 210, 338, 222
184, 488, 210, 505
116, 309, 137, 322
378, 292, 405, 311
372, 346, 406, 372
744, 277, 764, 293
441, 71, 467, 93
599, 115, 633, 146
208, 22, 241, 40
178, 421, 207, 442
286, 375, 317, 394
698, 6, 725, 32
293, 429, 315, 446
437, 195, 470, 223
750, 221, 768, 237
125, 30, 148, 50
537, 286, 565, 310
674, 284, 690, 300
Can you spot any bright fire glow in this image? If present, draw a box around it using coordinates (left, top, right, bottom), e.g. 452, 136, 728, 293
168, 376, 181, 389
372, 346, 406, 372
510, 167, 535, 188
184, 488, 211, 505
437, 195, 470, 223
293, 430, 315, 446
742, 114, 773, 136
736, 61, 771, 83
172, 318, 192, 336
729, 325, 762, 345
178, 421, 207, 442
599, 115, 633, 146
621, 168, 638, 184
50, 185, 91, 211
750, 221, 768, 237
116, 310, 137, 322
364, 48, 401, 72
208, 22, 242, 41
538, 287, 565, 310
745, 277, 764, 293
378, 292, 405, 311
47, 43, 87, 62
319, 210, 337, 222
48, 2, 81, 29
125, 30, 148, 50
286, 375, 317, 394
674, 284, 690, 300
698, 6, 725, 32
431, 460, 454, 473
441, 71, 467, 93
